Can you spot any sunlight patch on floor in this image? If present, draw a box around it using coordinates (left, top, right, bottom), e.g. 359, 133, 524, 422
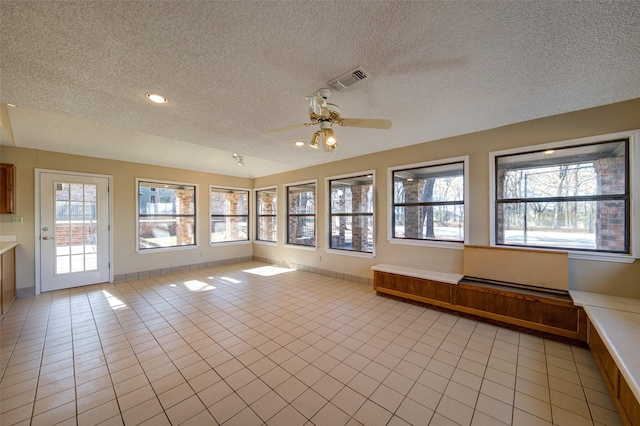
243, 265, 295, 277
182, 279, 215, 292
102, 290, 128, 310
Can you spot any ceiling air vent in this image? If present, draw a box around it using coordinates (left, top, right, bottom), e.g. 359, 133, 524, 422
327, 66, 369, 91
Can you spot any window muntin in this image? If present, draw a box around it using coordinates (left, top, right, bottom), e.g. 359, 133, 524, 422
210, 187, 249, 243
138, 181, 196, 251
329, 174, 374, 253
286, 182, 316, 247
495, 139, 629, 253
392, 162, 465, 242
256, 188, 277, 243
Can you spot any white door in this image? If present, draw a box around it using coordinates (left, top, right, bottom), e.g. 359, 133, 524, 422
39, 172, 110, 291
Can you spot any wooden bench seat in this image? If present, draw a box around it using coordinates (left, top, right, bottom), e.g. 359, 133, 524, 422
372, 264, 587, 342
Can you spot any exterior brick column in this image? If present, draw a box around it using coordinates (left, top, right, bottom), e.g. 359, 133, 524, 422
261, 193, 275, 240
288, 191, 298, 243
594, 156, 626, 251
351, 184, 373, 251
496, 169, 507, 244
225, 192, 240, 240
403, 180, 424, 238
175, 189, 193, 245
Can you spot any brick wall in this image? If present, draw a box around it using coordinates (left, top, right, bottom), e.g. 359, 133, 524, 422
595, 156, 626, 251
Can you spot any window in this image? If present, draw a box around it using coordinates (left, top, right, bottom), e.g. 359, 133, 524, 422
210, 187, 249, 243
390, 159, 467, 245
137, 180, 196, 251
328, 173, 374, 254
256, 187, 277, 243
493, 138, 631, 255
286, 181, 316, 247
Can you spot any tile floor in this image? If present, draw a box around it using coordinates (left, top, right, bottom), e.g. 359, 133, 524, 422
0, 261, 623, 426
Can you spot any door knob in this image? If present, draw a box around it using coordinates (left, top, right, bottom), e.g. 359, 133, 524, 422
42, 236, 50, 240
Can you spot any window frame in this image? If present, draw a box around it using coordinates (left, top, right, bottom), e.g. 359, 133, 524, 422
136, 178, 198, 254
209, 186, 251, 246
325, 170, 376, 258
489, 129, 640, 263
284, 180, 317, 250
388, 156, 469, 249
254, 186, 278, 245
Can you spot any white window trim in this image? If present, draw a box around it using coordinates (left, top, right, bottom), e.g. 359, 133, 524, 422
284, 179, 318, 250
489, 129, 639, 263
209, 185, 251, 246
253, 185, 278, 244
136, 177, 198, 254
387, 156, 469, 249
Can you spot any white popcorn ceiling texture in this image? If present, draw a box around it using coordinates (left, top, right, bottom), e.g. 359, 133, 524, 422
1, 1, 639, 178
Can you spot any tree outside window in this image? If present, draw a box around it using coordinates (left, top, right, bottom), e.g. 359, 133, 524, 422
329, 174, 374, 253
210, 188, 249, 243
495, 139, 629, 253
256, 188, 277, 242
287, 182, 316, 247
392, 162, 465, 242
138, 181, 196, 250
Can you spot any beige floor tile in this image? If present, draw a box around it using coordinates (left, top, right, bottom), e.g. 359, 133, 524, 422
353, 400, 392, 426
251, 390, 289, 421
0, 263, 622, 426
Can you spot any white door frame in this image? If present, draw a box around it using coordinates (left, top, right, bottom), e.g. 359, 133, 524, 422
35, 169, 113, 295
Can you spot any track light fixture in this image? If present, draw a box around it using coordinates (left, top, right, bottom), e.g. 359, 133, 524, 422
309, 131, 321, 149
232, 153, 245, 167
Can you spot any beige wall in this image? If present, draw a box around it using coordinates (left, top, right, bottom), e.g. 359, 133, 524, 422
0, 148, 253, 295
254, 98, 640, 298
1, 99, 639, 298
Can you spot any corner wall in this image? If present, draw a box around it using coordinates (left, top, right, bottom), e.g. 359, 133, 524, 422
253, 98, 640, 298
0, 148, 254, 296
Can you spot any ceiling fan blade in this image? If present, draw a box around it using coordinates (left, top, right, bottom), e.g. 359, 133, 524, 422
340, 118, 392, 129
262, 123, 308, 135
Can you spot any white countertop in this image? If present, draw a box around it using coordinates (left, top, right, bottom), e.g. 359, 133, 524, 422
571, 290, 640, 314
371, 264, 463, 284
0, 241, 18, 255
570, 290, 640, 404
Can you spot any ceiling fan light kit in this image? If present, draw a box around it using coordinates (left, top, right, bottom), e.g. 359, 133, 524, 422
263, 88, 392, 153
309, 131, 321, 149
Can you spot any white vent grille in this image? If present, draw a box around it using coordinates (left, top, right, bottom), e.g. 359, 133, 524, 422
328, 66, 369, 91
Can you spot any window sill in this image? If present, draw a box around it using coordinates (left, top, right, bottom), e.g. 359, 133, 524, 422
253, 240, 277, 246
285, 244, 317, 251
494, 244, 636, 264
137, 245, 198, 254
568, 252, 636, 264
388, 238, 464, 250
326, 249, 375, 259
210, 240, 251, 247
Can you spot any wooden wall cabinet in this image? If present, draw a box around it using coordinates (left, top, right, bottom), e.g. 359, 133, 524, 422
1, 163, 16, 214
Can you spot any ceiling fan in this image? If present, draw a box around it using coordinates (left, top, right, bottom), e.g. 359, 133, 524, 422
262, 88, 392, 152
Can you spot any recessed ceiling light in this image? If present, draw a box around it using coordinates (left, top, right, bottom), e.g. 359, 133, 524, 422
6, 103, 16, 108
146, 93, 168, 104
294, 141, 305, 147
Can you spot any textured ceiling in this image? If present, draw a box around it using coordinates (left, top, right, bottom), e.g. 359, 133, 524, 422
1, 1, 639, 178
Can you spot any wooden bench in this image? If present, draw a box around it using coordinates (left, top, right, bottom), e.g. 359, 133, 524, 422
372, 263, 587, 342
372, 246, 589, 342
571, 291, 640, 426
